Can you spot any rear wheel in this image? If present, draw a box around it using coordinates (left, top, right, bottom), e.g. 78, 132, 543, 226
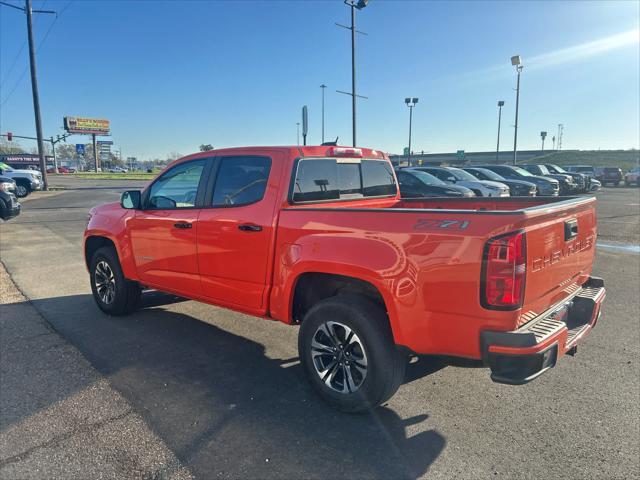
90, 246, 141, 315
298, 294, 407, 412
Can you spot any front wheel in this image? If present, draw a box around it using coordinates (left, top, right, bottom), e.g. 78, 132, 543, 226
14, 182, 30, 198
90, 246, 141, 315
298, 294, 406, 412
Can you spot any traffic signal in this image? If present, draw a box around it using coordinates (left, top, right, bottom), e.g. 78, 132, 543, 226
6, 132, 12, 141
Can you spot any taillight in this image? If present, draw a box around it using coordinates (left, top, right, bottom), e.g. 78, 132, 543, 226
326, 146, 363, 158
481, 230, 526, 310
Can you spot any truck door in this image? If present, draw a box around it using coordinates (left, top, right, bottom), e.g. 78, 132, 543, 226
197, 153, 282, 313
129, 158, 211, 295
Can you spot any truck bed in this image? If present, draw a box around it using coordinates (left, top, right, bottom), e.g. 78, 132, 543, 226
273, 195, 597, 358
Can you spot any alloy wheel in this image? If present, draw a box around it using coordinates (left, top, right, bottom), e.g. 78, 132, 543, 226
94, 260, 116, 304
311, 321, 368, 394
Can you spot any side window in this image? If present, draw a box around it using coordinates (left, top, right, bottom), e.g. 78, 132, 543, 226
212, 156, 271, 207
428, 170, 448, 181
147, 159, 207, 209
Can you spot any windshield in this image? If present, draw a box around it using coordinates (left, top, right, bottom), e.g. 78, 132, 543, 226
548, 164, 567, 173
471, 168, 505, 181
448, 168, 479, 182
536, 165, 551, 175
408, 170, 446, 186
512, 166, 534, 177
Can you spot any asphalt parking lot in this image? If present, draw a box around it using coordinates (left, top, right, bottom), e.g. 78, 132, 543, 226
1, 178, 639, 479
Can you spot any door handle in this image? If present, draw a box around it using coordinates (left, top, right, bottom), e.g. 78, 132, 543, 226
174, 222, 192, 229
238, 224, 262, 232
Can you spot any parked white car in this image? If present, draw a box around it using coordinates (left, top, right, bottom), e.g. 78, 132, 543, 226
410, 166, 510, 197
0, 162, 43, 198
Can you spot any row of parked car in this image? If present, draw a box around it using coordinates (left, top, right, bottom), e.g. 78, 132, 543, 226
565, 165, 640, 187
394, 163, 601, 198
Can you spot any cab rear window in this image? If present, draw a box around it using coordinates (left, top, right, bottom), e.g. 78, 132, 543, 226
292, 158, 396, 203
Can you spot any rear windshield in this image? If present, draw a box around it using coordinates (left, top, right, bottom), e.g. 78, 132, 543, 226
292, 158, 397, 203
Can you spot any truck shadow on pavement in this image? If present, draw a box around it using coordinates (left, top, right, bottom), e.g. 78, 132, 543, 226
26, 292, 446, 479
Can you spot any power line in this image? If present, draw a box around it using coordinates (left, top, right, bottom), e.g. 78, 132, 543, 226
0, 0, 71, 108
0, 1, 48, 88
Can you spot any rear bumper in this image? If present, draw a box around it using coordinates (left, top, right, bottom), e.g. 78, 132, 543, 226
480, 277, 605, 385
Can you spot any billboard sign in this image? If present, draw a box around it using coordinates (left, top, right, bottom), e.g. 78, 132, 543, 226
64, 116, 110, 135
1, 154, 54, 167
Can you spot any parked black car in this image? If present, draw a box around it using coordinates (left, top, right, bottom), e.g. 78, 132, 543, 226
0, 176, 21, 221
543, 164, 589, 193
601, 167, 624, 186
519, 164, 578, 194
395, 168, 475, 198
475, 165, 560, 196
462, 167, 537, 196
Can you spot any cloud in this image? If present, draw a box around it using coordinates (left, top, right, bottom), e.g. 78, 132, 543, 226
452, 28, 639, 84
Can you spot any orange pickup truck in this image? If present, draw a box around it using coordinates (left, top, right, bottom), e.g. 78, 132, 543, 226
84, 146, 605, 411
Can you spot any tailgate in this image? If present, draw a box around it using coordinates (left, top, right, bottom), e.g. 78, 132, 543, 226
521, 198, 597, 322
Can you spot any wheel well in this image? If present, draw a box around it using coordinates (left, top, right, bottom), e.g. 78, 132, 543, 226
85, 236, 116, 269
470, 188, 483, 196
292, 273, 386, 324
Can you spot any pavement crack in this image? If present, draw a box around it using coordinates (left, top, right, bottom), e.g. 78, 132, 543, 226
0, 409, 134, 468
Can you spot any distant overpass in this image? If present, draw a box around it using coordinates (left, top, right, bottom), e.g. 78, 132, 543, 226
389, 149, 561, 166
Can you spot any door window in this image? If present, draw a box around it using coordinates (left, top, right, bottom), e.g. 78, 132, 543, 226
147, 159, 207, 209
211, 156, 271, 207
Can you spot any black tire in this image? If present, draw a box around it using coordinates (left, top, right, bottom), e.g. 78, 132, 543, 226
298, 294, 407, 413
89, 246, 141, 315
14, 181, 30, 198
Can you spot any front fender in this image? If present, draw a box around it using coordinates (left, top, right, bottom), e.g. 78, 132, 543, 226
84, 206, 138, 280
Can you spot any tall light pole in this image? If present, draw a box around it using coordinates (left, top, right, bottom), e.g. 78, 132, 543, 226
405, 97, 418, 166
1, 0, 56, 189
296, 122, 300, 146
320, 84, 327, 144
496, 100, 505, 162
336, 0, 369, 147
511, 55, 523, 165
540, 131, 547, 151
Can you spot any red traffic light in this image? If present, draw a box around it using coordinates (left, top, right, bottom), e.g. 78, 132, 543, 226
6, 132, 12, 141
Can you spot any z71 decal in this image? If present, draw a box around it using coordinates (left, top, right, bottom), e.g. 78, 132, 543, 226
413, 219, 470, 231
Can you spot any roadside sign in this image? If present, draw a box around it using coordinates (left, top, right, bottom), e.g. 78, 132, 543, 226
403, 147, 410, 156
457, 150, 465, 159
76, 144, 85, 155
96, 140, 113, 145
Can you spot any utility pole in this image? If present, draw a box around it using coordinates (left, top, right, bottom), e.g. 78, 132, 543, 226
496, 100, 504, 162
557, 124, 564, 151
336, 0, 369, 147
0, 1, 57, 189
296, 122, 300, 146
552, 136, 556, 150
320, 84, 327, 144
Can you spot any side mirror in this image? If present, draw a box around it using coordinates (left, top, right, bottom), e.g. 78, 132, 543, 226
121, 190, 141, 209
448, 177, 457, 182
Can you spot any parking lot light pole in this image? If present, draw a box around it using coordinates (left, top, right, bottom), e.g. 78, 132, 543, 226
405, 97, 418, 166
511, 55, 523, 165
336, 0, 369, 147
540, 131, 547, 151
496, 100, 504, 162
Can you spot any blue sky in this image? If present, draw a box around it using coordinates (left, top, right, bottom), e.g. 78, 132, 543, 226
1, 0, 638, 160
